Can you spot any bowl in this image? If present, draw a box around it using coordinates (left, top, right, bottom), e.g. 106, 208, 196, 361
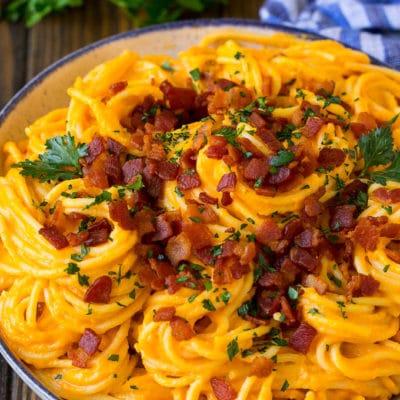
0, 18, 396, 400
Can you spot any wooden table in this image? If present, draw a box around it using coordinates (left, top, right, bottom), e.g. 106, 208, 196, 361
0, 1, 263, 398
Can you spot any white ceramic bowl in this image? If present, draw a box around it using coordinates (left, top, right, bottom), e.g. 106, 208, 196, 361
0, 18, 392, 400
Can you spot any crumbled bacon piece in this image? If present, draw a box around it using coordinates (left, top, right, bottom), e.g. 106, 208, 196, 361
182, 221, 213, 249
258, 271, 284, 289
255, 218, 282, 245
267, 166, 291, 185
280, 296, 296, 325
250, 356, 274, 378
122, 158, 144, 184
216, 172, 237, 192
107, 137, 126, 155
199, 191, 218, 205
156, 161, 179, 180
154, 109, 178, 132
243, 158, 268, 180
109, 199, 135, 230
347, 274, 379, 298
289, 322, 317, 354
257, 127, 281, 152
302, 117, 324, 138
39, 226, 69, 249
210, 377, 237, 400
170, 316, 195, 341
152, 213, 174, 242
303, 194, 323, 218
371, 187, 400, 204
84, 276, 113, 304
177, 171, 201, 190
330, 205, 356, 231
206, 145, 229, 159
86, 136, 105, 164
160, 80, 196, 111
66, 231, 90, 247
290, 247, 320, 271
294, 228, 323, 248
67, 345, 91, 368
257, 290, 281, 316
79, 328, 101, 356
85, 218, 113, 246
221, 192, 233, 206
109, 81, 127, 95
317, 148, 346, 168
381, 223, 400, 238
303, 274, 328, 295
83, 153, 109, 189
353, 218, 380, 251
166, 232, 192, 266
249, 111, 267, 129
153, 306, 176, 322
194, 315, 212, 334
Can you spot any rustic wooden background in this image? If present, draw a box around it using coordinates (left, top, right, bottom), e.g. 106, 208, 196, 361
0, 1, 263, 398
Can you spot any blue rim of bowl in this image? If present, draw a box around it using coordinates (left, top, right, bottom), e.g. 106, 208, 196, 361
0, 18, 391, 400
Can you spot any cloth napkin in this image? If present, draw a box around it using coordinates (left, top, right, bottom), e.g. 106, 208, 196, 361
259, 0, 400, 69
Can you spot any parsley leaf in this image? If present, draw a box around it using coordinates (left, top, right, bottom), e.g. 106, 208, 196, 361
12, 132, 88, 182
369, 152, 400, 185
227, 337, 239, 361
270, 149, 295, 167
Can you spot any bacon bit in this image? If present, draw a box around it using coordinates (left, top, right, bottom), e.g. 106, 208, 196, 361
104, 154, 123, 185
182, 221, 213, 250
79, 328, 101, 356
164, 275, 180, 294
381, 223, 400, 238
367, 215, 388, 226
372, 187, 400, 203
152, 214, 174, 242
177, 171, 201, 190
216, 172, 237, 192
86, 137, 105, 164
358, 111, 377, 131
148, 258, 175, 281
84, 276, 112, 304
170, 316, 195, 341
303, 274, 328, 295
187, 203, 218, 224
347, 274, 379, 299
83, 153, 109, 189
109, 81, 127, 95
160, 80, 196, 111
108, 200, 135, 230
258, 271, 284, 288
106, 140, 125, 158
39, 226, 69, 249
208, 86, 253, 114
239, 242, 257, 265
301, 101, 320, 116
133, 209, 156, 238
280, 257, 300, 284
213, 259, 233, 285
277, 172, 303, 193
149, 143, 167, 162
304, 193, 324, 218
216, 79, 237, 90
85, 218, 113, 246
138, 266, 164, 291
193, 246, 215, 265
210, 377, 237, 400
257, 127, 281, 152
317, 148, 346, 168
294, 228, 323, 248
330, 205, 356, 231
153, 306, 176, 322
282, 219, 303, 242
154, 109, 178, 132
350, 122, 368, 138
221, 192, 233, 206
390, 189, 400, 203
180, 149, 197, 170
229, 256, 250, 279
353, 218, 380, 251
199, 191, 218, 205
290, 247, 320, 272
156, 161, 179, 181
256, 218, 282, 245
206, 145, 229, 159
302, 117, 324, 138
66, 231, 90, 247
194, 315, 212, 334
289, 322, 317, 354
249, 111, 267, 129
342, 179, 368, 199
280, 296, 296, 325
385, 247, 400, 264
67, 345, 91, 368
250, 357, 274, 378
166, 232, 192, 266
122, 158, 144, 184
267, 166, 291, 185
243, 158, 269, 180
257, 290, 281, 316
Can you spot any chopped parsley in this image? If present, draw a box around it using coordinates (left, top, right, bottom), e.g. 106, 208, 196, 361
227, 337, 239, 361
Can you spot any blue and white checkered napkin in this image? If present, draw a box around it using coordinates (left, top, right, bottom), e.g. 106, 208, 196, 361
259, 0, 400, 69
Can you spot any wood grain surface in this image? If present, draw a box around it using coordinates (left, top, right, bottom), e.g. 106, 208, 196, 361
0, 1, 262, 398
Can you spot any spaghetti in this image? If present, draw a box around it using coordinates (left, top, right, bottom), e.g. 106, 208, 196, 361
1, 30, 400, 400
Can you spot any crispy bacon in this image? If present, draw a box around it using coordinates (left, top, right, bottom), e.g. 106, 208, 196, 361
85, 218, 113, 246
182, 221, 213, 250
199, 191, 218, 205
303, 274, 328, 295
330, 205, 356, 231
381, 223, 400, 238
289, 322, 317, 354
166, 232, 192, 266
83, 153, 109, 189
294, 228, 323, 248
221, 192, 233, 206
210, 377, 237, 400
317, 148, 346, 168
353, 218, 380, 251
108, 200, 135, 230
39, 226, 69, 249
79, 328, 101, 356
154, 109, 178, 132
84, 276, 113, 304
216, 172, 237, 192
206, 145, 229, 159
267, 166, 291, 185
347, 274, 379, 298
290, 247, 320, 271
109, 81, 127, 95
257, 127, 281, 152
153, 306, 176, 322
85, 137, 105, 164
107, 137, 126, 155
177, 171, 201, 190
67, 345, 90, 368
243, 158, 268, 180
66, 231, 90, 247
256, 218, 282, 245
170, 316, 195, 341
122, 158, 144, 184
302, 117, 324, 138
194, 315, 212, 333
156, 161, 179, 180
152, 213, 174, 242
160, 80, 196, 111
280, 296, 296, 325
